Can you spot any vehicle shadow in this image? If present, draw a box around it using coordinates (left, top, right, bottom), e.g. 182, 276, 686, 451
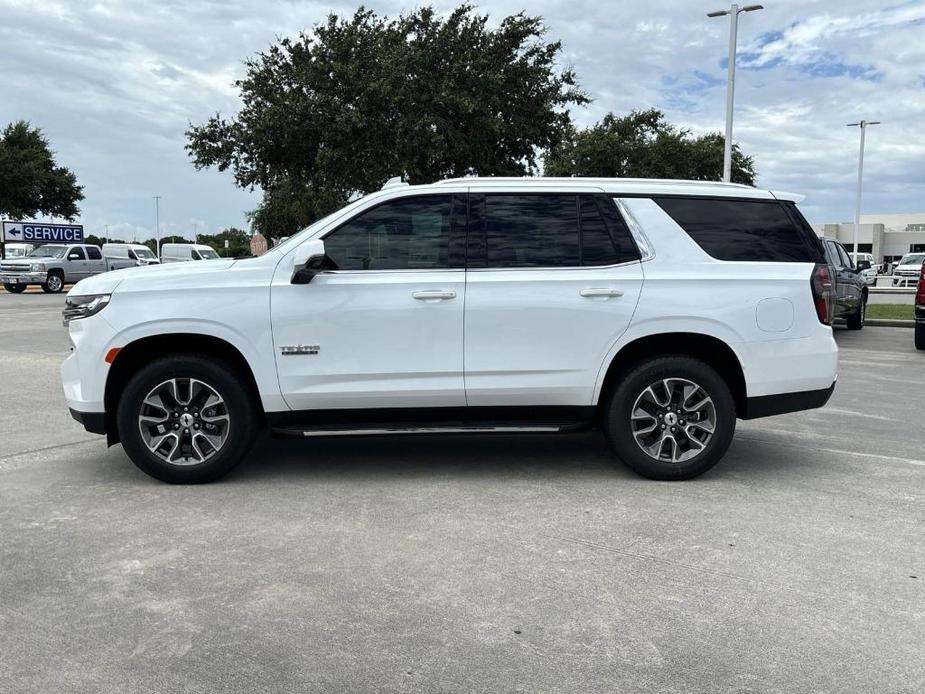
224, 429, 807, 484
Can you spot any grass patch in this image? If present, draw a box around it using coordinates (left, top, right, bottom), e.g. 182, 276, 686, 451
866, 304, 914, 320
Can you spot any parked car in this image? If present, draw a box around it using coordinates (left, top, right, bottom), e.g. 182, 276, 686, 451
102, 243, 160, 270
1, 242, 36, 260
160, 243, 220, 263
1, 243, 107, 293
849, 252, 878, 285
822, 239, 868, 329
892, 252, 925, 287
915, 261, 925, 350
62, 177, 838, 483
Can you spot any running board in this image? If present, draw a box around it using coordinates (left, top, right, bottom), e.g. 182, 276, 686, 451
271, 423, 586, 438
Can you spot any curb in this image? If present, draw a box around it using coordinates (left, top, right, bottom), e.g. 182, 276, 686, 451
866, 319, 915, 328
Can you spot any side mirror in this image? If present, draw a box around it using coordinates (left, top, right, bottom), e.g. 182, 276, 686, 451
67, 253, 81, 261
291, 239, 337, 284
856, 260, 871, 271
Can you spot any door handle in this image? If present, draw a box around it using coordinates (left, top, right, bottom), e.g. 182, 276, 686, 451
579, 288, 624, 298
412, 290, 457, 301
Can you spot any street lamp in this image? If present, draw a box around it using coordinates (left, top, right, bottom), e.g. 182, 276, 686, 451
707, 3, 764, 183
152, 196, 161, 255
846, 120, 880, 258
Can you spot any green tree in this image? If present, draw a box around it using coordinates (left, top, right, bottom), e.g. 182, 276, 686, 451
0, 121, 84, 220
187, 4, 588, 237
544, 109, 756, 185
85, 234, 104, 247
197, 227, 252, 257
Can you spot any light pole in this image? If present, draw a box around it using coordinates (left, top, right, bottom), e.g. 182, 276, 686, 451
152, 196, 161, 255
846, 120, 880, 257
707, 4, 764, 183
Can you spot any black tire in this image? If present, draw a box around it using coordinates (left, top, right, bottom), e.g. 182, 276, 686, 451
117, 354, 259, 483
846, 295, 866, 330
602, 355, 736, 481
916, 323, 925, 351
3, 282, 26, 293
41, 272, 64, 293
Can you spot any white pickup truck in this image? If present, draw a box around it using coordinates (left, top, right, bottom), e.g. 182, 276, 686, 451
1, 243, 107, 293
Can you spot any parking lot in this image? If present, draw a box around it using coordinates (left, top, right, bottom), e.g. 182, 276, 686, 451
1, 292, 922, 693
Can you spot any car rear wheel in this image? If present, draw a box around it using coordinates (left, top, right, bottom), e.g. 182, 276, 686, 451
603, 356, 736, 480
41, 273, 64, 293
117, 355, 259, 483
846, 295, 866, 330
916, 323, 925, 351
3, 283, 26, 293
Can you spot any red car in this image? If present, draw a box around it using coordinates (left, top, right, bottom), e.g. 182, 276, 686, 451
916, 261, 925, 350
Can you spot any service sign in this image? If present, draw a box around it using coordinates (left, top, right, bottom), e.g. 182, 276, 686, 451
2, 221, 84, 243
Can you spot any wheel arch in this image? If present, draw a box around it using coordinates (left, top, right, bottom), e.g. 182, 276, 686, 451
596, 332, 747, 418
103, 333, 264, 444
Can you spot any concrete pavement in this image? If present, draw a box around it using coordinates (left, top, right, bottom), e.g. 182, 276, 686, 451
1, 293, 923, 693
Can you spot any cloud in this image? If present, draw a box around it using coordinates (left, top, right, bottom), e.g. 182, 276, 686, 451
0, 0, 922, 235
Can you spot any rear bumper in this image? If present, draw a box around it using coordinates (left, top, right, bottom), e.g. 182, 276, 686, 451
69, 407, 107, 435
741, 381, 836, 420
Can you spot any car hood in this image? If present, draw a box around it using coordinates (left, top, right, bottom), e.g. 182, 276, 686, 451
68, 258, 237, 297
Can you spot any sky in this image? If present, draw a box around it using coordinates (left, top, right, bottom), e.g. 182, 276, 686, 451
1, 0, 923, 241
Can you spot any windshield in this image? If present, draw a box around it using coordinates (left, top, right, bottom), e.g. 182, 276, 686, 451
134, 247, 155, 259
28, 245, 67, 258
899, 254, 925, 266
198, 248, 219, 259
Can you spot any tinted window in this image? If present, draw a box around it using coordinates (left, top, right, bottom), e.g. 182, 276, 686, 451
579, 196, 619, 266
325, 195, 455, 270
68, 247, 86, 260
835, 244, 853, 269
655, 198, 821, 262
480, 194, 579, 268
86, 246, 102, 260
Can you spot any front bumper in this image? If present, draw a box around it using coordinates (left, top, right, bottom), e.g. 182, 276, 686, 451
892, 274, 919, 286
1, 271, 47, 285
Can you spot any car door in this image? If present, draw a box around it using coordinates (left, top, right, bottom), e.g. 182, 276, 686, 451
84, 245, 106, 274
833, 241, 861, 313
463, 190, 644, 407
271, 192, 468, 411
65, 246, 88, 281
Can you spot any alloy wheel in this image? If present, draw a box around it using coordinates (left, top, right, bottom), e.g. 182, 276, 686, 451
630, 378, 716, 463
138, 378, 231, 465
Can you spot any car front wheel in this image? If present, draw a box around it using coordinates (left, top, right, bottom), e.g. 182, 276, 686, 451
41, 273, 64, 293
916, 323, 925, 351
603, 356, 736, 480
117, 355, 259, 483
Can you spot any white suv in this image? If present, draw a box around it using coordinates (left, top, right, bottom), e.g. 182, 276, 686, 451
61, 178, 838, 483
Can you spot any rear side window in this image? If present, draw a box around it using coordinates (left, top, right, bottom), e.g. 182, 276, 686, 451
482, 194, 579, 268
86, 246, 102, 260
468, 193, 640, 268
654, 197, 824, 262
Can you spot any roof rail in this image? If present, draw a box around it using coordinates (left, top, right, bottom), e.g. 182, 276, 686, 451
432, 176, 754, 189
381, 176, 409, 190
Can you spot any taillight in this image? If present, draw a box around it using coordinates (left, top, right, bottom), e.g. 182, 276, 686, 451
916, 262, 925, 306
811, 263, 834, 325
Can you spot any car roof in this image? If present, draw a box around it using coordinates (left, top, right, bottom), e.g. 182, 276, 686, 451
422, 176, 799, 201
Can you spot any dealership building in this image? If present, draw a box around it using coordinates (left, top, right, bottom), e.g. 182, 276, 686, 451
814, 212, 925, 267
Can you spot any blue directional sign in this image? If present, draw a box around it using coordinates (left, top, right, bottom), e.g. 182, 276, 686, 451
2, 221, 84, 243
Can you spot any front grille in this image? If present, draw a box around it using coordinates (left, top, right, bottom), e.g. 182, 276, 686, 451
0, 264, 31, 273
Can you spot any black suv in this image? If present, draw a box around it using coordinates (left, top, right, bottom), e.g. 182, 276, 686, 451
823, 239, 869, 330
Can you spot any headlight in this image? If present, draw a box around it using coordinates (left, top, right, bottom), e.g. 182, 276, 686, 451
32, 262, 46, 272
62, 294, 111, 325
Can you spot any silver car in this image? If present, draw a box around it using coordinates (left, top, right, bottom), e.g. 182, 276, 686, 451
892, 253, 925, 287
